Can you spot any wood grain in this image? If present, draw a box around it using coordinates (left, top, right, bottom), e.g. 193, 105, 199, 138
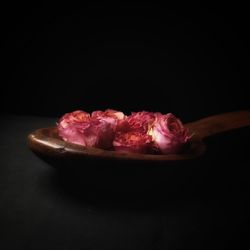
27, 128, 205, 163
186, 110, 250, 139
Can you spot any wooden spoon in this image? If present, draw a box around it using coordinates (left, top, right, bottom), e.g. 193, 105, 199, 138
27, 110, 250, 165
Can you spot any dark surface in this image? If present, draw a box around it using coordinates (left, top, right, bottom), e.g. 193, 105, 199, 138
2, 3, 249, 119
1, 3, 250, 249
0, 115, 249, 250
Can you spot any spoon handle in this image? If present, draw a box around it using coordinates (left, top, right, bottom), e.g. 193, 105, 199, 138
186, 110, 250, 139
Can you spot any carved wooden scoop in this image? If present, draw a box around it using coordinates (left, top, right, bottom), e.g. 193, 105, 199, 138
28, 111, 250, 165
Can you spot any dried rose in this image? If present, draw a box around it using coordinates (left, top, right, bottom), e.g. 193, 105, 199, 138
150, 113, 190, 154
113, 131, 153, 154
58, 110, 114, 149
124, 111, 156, 133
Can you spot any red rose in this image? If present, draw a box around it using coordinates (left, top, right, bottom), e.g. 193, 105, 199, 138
150, 113, 190, 154
113, 131, 153, 154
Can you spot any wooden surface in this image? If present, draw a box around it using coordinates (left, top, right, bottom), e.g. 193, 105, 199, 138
185, 110, 250, 139
27, 128, 205, 163
27, 110, 250, 164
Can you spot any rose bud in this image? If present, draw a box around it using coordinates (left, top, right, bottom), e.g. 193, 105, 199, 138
113, 131, 153, 154
150, 113, 190, 154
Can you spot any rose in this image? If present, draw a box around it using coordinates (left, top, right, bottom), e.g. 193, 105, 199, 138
92, 109, 125, 121
57, 110, 91, 145
76, 118, 115, 149
58, 109, 190, 154
92, 109, 126, 127
92, 109, 128, 133
113, 131, 153, 154
58, 110, 90, 127
58, 118, 115, 149
124, 111, 156, 133
57, 110, 115, 149
112, 111, 156, 154
150, 113, 190, 154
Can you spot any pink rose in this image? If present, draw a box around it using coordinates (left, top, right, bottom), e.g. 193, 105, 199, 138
57, 110, 90, 145
92, 109, 129, 134
57, 109, 190, 154
57, 110, 115, 149
92, 109, 126, 127
112, 112, 157, 154
125, 111, 156, 133
77, 118, 115, 149
58, 110, 90, 128
150, 113, 190, 154
92, 109, 125, 120
113, 131, 153, 154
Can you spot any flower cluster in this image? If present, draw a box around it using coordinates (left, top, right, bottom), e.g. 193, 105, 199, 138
57, 109, 190, 154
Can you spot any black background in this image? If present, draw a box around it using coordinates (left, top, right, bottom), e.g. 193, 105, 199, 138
2, 2, 249, 120
1, 2, 250, 250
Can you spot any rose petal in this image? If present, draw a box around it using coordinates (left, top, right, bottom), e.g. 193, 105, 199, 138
113, 131, 153, 154
124, 111, 156, 133
92, 109, 126, 127
57, 110, 115, 149
151, 113, 190, 154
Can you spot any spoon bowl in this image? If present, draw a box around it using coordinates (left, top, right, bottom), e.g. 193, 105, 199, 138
28, 111, 250, 167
